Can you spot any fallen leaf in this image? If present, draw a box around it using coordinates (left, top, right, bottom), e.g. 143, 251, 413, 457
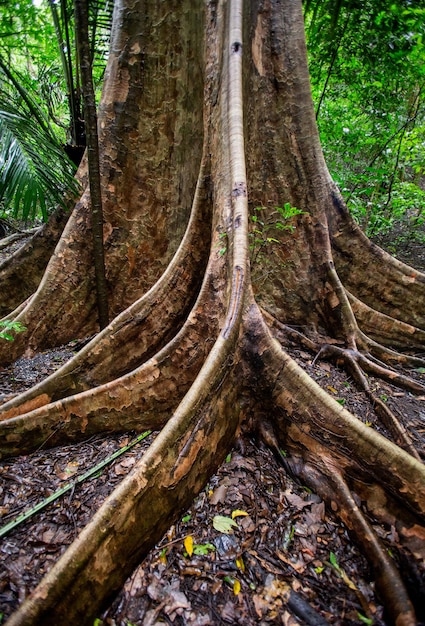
231, 509, 248, 519
209, 484, 228, 504
284, 491, 312, 510
212, 515, 238, 533
184, 535, 194, 557
235, 555, 245, 572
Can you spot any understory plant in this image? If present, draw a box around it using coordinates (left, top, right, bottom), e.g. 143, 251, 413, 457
0, 320, 27, 341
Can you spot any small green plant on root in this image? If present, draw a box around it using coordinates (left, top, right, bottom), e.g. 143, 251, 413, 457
0, 320, 27, 341
250, 203, 304, 265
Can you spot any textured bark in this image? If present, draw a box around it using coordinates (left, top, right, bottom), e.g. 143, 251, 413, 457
1, 1, 424, 625
75, 0, 110, 328
0, 207, 69, 317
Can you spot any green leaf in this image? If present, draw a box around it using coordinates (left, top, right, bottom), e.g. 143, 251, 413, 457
329, 551, 338, 568
212, 515, 238, 534
193, 543, 215, 556
0, 105, 79, 221
0, 320, 27, 342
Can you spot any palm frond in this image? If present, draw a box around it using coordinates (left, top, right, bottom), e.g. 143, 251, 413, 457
0, 105, 79, 221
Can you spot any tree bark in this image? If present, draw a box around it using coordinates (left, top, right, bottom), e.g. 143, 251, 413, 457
0, 207, 69, 317
1, 1, 424, 625
75, 0, 109, 328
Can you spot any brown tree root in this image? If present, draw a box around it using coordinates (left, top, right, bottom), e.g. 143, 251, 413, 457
347, 290, 425, 351
0, 227, 40, 249
312, 344, 423, 458
0, 260, 229, 457
0, 166, 213, 411
3, 2, 425, 625
242, 306, 425, 517
239, 308, 425, 624
2, 149, 247, 622
0, 165, 212, 370
324, 260, 425, 367
290, 459, 417, 626
356, 332, 425, 369
3, 354, 243, 626
329, 192, 425, 330
0, 207, 71, 318
260, 301, 425, 458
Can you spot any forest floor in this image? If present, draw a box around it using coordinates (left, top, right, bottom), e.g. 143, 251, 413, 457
0, 219, 424, 626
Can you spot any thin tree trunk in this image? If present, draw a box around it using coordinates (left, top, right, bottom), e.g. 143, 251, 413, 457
74, 0, 109, 328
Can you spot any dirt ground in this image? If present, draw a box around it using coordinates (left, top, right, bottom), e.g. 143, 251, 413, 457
0, 221, 424, 626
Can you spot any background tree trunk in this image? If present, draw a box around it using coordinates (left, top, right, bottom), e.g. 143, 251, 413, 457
75, 0, 109, 328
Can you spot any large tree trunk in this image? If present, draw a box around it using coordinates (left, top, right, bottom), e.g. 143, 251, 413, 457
1, 1, 424, 624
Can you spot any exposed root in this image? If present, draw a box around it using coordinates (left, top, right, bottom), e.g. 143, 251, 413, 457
0, 164, 212, 370
237, 303, 425, 623
0, 227, 40, 249
3, 355, 243, 626
0, 207, 71, 318
329, 191, 425, 331
261, 299, 425, 458
0, 267, 228, 457
347, 290, 425, 351
325, 261, 425, 367
0, 165, 213, 412
243, 305, 425, 518
2, 1, 425, 624
312, 343, 422, 458
292, 459, 418, 626
260, 307, 321, 352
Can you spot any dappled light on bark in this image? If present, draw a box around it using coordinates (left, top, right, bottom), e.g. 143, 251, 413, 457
1, 1, 424, 625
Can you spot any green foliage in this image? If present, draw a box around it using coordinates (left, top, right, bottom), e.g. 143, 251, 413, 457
0, 320, 27, 341
0, 104, 79, 220
250, 203, 304, 264
0, 0, 112, 221
191, 542, 215, 556
306, 0, 425, 237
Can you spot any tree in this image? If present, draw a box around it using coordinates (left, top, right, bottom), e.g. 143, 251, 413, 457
305, 0, 425, 236
74, 0, 109, 327
0, 0, 112, 316
1, 0, 425, 624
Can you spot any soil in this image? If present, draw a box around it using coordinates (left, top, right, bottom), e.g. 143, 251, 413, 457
0, 222, 424, 626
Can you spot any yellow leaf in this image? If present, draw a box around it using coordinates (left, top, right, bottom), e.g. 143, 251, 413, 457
184, 535, 194, 557
236, 556, 245, 572
231, 509, 248, 519
327, 386, 337, 394
233, 579, 241, 595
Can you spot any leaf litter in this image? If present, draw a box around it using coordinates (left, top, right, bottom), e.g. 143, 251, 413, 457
0, 339, 425, 624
